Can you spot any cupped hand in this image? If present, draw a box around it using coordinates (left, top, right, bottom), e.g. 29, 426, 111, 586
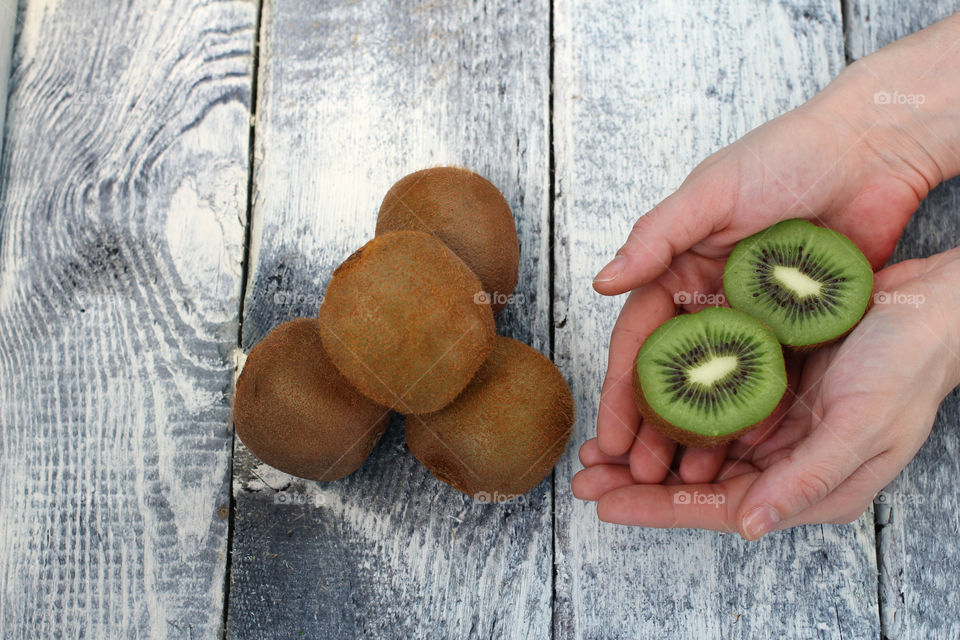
575, 249, 960, 538
590, 82, 939, 471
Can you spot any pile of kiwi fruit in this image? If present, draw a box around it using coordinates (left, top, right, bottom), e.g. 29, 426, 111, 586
634, 219, 874, 447
233, 167, 574, 501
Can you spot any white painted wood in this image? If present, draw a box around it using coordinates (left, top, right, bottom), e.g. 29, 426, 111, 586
845, 4, 960, 638
0, 1, 255, 637
0, 0, 16, 167
552, 1, 881, 637
227, 1, 552, 637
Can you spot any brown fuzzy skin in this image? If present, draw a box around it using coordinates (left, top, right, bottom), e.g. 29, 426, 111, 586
406, 337, 574, 502
375, 167, 519, 313
318, 231, 496, 414
233, 319, 391, 481
631, 352, 789, 449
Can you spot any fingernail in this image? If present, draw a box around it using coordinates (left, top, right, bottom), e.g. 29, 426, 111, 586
741, 504, 780, 540
594, 254, 627, 283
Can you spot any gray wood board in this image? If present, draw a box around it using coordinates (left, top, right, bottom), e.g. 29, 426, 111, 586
552, 1, 880, 638
227, 0, 552, 638
845, 3, 960, 637
0, 1, 256, 637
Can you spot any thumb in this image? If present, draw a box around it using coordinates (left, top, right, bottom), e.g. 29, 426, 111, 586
593, 170, 736, 296
735, 409, 874, 540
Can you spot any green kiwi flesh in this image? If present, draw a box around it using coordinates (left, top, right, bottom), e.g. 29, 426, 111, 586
318, 230, 495, 414
406, 336, 574, 502
376, 167, 519, 313
723, 219, 873, 348
633, 307, 787, 447
233, 318, 390, 481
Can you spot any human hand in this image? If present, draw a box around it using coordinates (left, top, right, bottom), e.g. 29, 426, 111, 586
574, 249, 960, 538
588, 15, 960, 473
577, 13, 960, 537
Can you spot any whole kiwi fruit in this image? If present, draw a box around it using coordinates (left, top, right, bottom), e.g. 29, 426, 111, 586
375, 166, 519, 313
318, 230, 496, 414
233, 318, 390, 481
406, 336, 574, 502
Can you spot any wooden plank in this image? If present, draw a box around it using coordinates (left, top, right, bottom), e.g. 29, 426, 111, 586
552, 1, 882, 638
0, 1, 256, 637
845, 3, 960, 638
226, 1, 551, 637
0, 0, 15, 164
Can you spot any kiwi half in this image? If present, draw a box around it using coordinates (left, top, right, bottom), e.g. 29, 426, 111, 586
723, 219, 873, 349
318, 230, 495, 414
233, 319, 390, 481
376, 167, 519, 313
406, 336, 574, 502
633, 307, 787, 447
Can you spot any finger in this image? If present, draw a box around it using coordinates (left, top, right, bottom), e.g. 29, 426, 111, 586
774, 451, 895, 529
716, 459, 760, 482
654, 252, 726, 312
593, 173, 735, 295
596, 472, 758, 531
597, 284, 675, 456
735, 408, 881, 540
677, 444, 730, 484
579, 438, 630, 467
572, 465, 635, 501
629, 423, 678, 483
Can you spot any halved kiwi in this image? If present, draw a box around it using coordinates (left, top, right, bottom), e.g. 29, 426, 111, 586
723, 219, 873, 349
633, 307, 787, 447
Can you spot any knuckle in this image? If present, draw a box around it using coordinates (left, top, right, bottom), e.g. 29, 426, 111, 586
789, 464, 839, 510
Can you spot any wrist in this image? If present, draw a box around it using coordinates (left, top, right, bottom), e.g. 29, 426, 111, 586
806, 12, 960, 191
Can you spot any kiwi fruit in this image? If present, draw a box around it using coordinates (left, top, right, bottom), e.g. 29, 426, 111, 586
376, 167, 519, 313
633, 307, 787, 448
406, 336, 574, 502
318, 230, 495, 414
723, 219, 874, 349
233, 318, 390, 481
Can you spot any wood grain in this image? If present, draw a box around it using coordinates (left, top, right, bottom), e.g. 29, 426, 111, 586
552, 1, 881, 638
0, 1, 255, 637
845, 3, 960, 638
227, 0, 552, 637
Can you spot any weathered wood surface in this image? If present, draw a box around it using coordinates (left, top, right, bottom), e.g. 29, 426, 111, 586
0, 1, 255, 638
552, 1, 881, 638
226, 0, 552, 637
0, 0, 16, 163
846, 3, 960, 638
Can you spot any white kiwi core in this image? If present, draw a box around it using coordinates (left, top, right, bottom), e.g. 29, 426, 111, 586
772, 265, 822, 298
687, 355, 738, 387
